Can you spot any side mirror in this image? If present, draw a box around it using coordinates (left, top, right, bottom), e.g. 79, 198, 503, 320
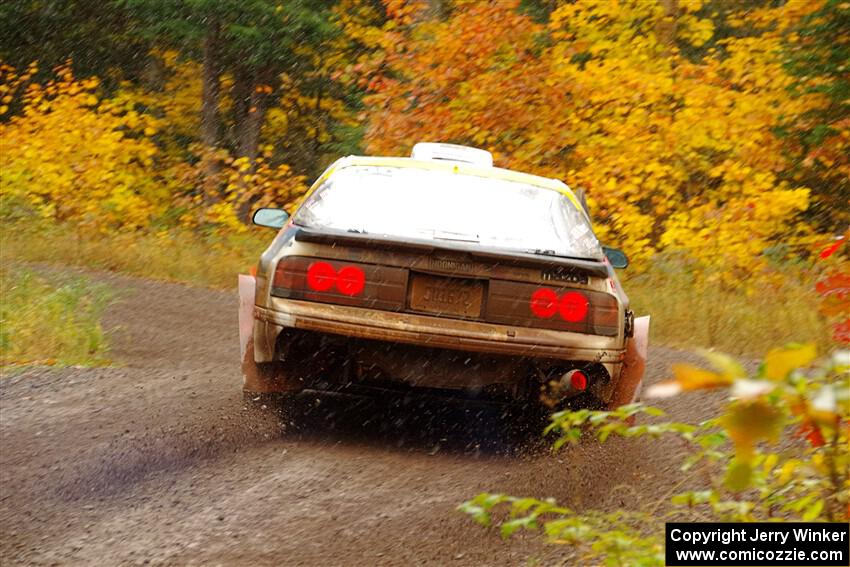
603, 246, 629, 269
252, 208, 289, 229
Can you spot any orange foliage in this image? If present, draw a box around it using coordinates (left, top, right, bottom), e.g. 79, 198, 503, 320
362, 0, 832, 281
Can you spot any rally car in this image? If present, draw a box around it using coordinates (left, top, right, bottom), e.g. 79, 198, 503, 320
239, 143, 648, 410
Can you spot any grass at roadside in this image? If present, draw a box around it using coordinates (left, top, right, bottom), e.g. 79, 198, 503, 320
1, 221, 833, 357
0, 267, 113, 368
3, 222, 265, 289
625, 264, 831, 356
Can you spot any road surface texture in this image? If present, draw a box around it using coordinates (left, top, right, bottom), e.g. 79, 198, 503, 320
1, 269, 723, 566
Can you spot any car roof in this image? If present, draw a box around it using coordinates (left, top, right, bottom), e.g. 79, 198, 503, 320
309, 155, 582, 210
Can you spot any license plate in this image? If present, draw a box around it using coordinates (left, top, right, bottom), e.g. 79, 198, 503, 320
409, 274, 484, 318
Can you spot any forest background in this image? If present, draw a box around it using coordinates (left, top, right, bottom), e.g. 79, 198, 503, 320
1, 0, 848, 356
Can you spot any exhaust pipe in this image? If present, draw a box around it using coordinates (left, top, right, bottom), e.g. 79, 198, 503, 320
560, 369, 588, 394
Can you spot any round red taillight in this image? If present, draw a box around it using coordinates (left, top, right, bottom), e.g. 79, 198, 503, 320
306, 261, 336, 292
560, 291, 589, 322
336, 266, 366, 296
530, 288, 559, 318
570, 370, 588, 391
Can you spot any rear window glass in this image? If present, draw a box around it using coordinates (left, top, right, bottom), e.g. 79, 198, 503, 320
294, 165, 602, 260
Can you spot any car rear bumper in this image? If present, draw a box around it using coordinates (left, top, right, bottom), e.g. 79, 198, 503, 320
253, 298, 625, 364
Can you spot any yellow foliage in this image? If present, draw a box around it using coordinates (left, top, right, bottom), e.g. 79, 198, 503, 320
362, 0, 833, 282
764, 344, 818, 381
670, 363, 732, 391
0, 63, 166, 230
118, 50, 232, 148
0, 63, 307, 234
170, 144, 307, 232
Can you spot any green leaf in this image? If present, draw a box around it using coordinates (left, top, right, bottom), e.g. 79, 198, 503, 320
482, 493, 507, 509
589, 412, 610, 424
511, 497, 541, 514
784, 493, 816, 514
725, 459, 753, 492
457, 502, 490, 526
501, 516, 537, 539
803, 499, 824, 521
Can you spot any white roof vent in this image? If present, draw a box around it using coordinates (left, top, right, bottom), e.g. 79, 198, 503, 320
411, 142, 493, 167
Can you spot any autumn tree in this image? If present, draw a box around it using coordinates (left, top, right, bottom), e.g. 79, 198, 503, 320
0, 64, 166, 230
0, 0, 151, 87
123, 0, 337, 163
363, 0, 826, 282
265, 0, 387, 176
0, 63, 307, 233
783, 0, 850, 231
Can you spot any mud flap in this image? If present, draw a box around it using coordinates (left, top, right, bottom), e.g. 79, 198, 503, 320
608, 315, 650, 409
238, 274, 266, 393
239, 274, 303, 394
238, 274, 256, 364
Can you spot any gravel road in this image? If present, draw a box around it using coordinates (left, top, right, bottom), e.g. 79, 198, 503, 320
0, 270, 723, 566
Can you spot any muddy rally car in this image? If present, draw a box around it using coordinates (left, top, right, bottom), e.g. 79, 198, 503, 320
239, 143, 648, 410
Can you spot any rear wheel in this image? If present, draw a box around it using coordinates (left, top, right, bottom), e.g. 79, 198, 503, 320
242, 341, 305, 395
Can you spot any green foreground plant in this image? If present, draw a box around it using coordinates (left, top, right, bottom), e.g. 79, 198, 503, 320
460, 346, 850, 566
0, 267, 113, 368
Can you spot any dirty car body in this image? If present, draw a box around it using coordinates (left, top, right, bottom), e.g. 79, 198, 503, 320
246, 144, 635, 408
